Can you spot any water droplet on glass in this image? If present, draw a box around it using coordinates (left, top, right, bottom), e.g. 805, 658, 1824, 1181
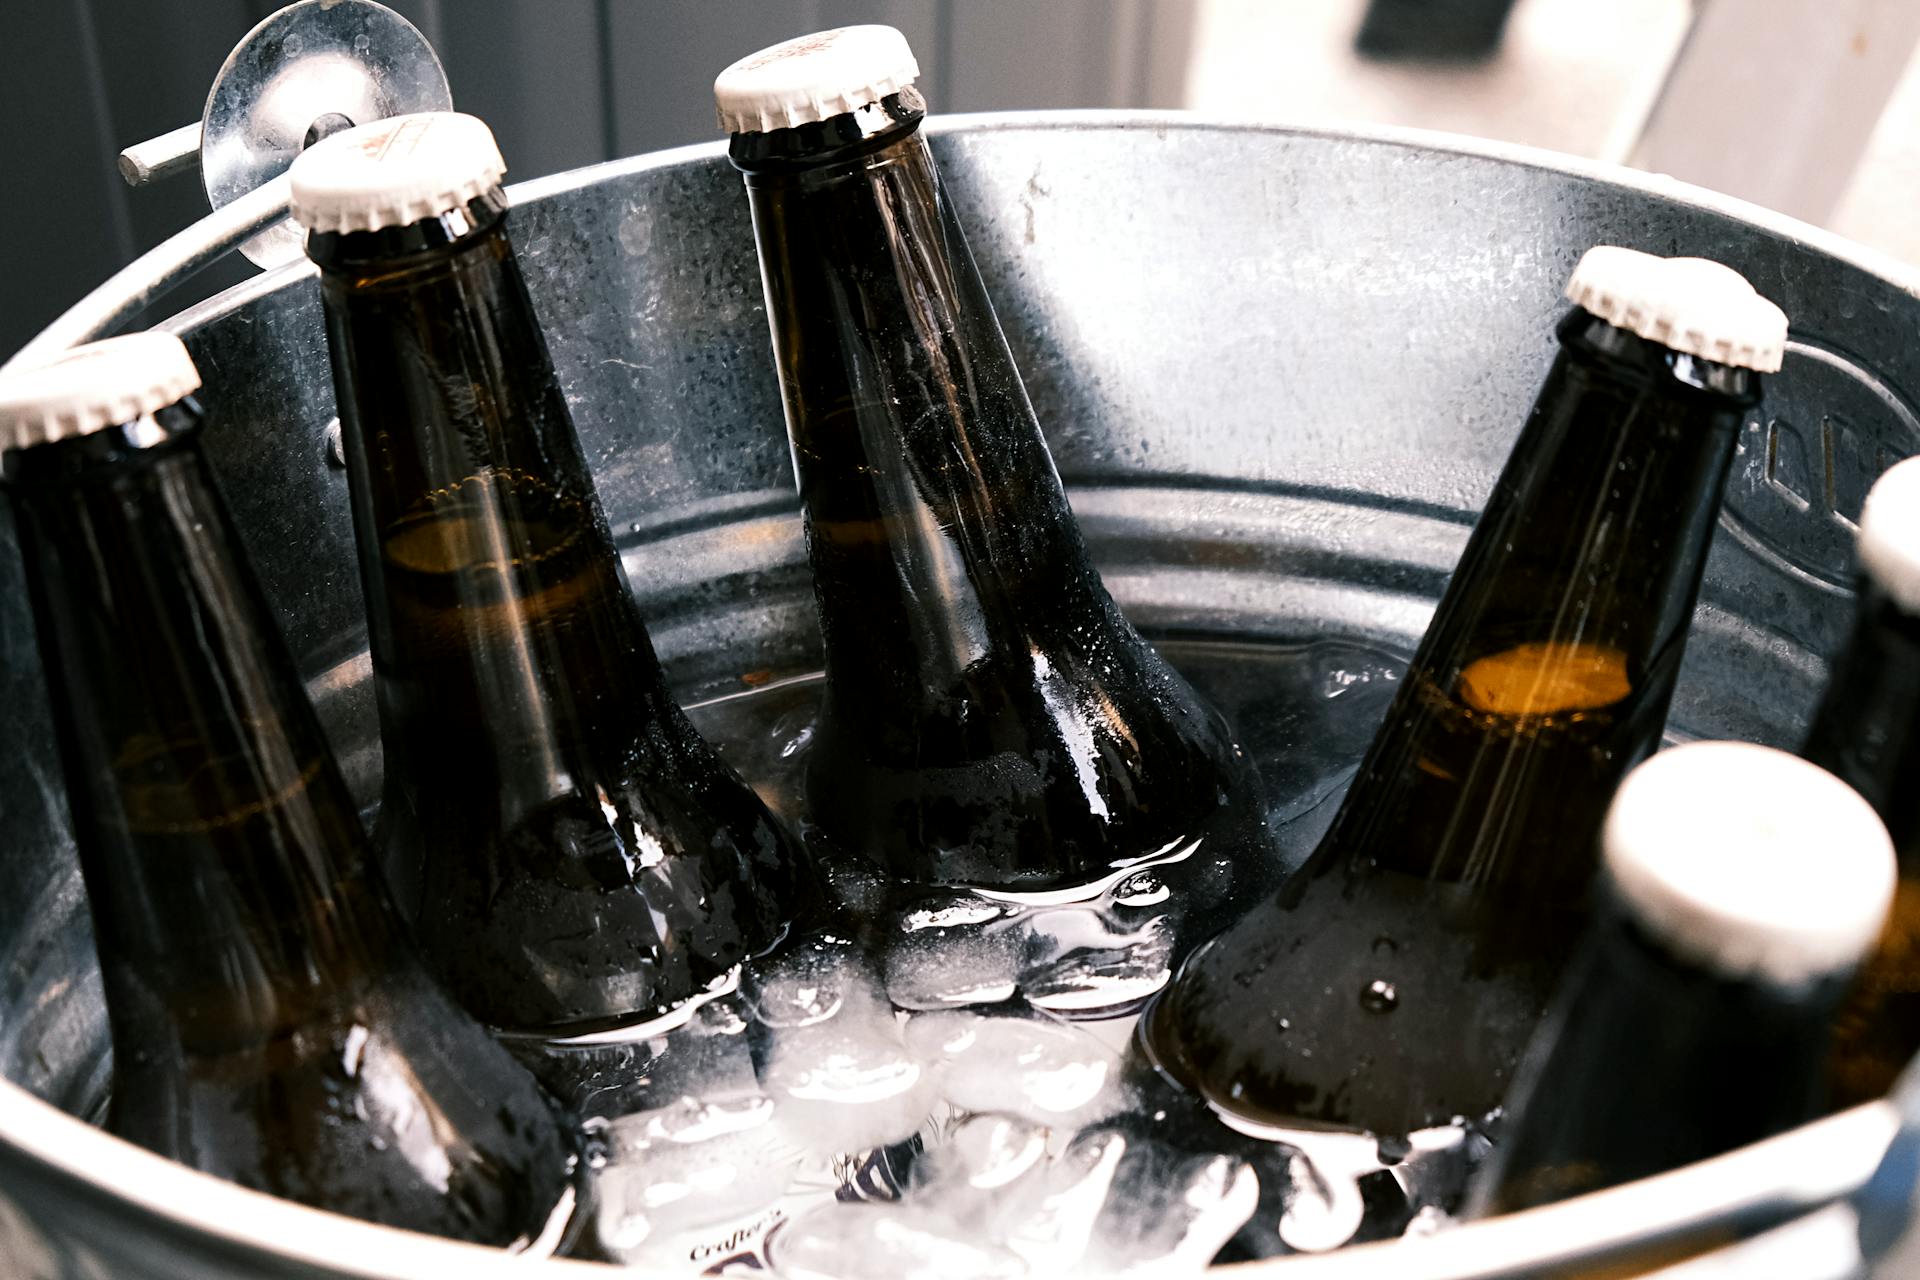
1371, 935, 1397, 957
1359, 979, 1398, 1013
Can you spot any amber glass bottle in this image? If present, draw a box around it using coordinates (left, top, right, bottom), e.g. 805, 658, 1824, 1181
0, 334, 575, 1244
1802, 455, 1920, 1106
1471, 743, 1890, 1214
1146, 248, 1788, 1137
719, 27, 1254, 896
291, 113, 813, 1036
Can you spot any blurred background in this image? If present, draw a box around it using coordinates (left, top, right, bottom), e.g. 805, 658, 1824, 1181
6, 0, 1919, 358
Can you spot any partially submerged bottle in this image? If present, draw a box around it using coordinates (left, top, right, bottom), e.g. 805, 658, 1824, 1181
290, 113, 814, 1037
1146, 247, 1788, 1137
1802, 455, 1920, 1106
1470, 741, 1892, 1214
0, 334, 575, 1245
717, 26, 1255, 897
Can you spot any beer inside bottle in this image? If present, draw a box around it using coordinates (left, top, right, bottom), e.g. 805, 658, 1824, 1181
1146, 248, 1788, 1137
1802, 455, 1920, 1106
719, 27, 1256, 896
1471, 742, 1892, 1215
291, 113, 813, 1036
0, 334, 574, 1245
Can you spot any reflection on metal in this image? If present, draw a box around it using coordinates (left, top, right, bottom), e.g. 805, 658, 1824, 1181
3, 116, 1919, 1275
116, 0, 450, 270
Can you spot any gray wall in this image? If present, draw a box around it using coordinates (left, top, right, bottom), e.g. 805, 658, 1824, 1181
0, 0, 1195, 359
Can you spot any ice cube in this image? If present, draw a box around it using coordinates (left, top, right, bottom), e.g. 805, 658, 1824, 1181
890, 1112, 1053, 1240
1079, 1144, 1258, 1278
906, 1010, 1127, 1130
1016, 908, 1174, 1013
883, 891, 1026, 1011
897, 892, 1017, 934
925, 1113, 1050, 1192
1274, 1129, 1378, 1254
593, 1093, 803, 1263
761, 1025, 931, 1149
1389, 1121, 1485, 1217
752, 990, 925, 1159
769, 1202, 1029, 1280
743, 937, 879, 1028
1002, 1127, 1129, 1273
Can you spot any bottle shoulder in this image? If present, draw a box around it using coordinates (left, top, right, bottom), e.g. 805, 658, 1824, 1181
110, 965, 576, 1245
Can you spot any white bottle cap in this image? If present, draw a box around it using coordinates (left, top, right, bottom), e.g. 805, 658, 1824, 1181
1857, 455, 1920, 614
1603, 741, 1893, 987
1564, 245, 1789, 373
713, 25, 921, 135
0, 332, 201, 453
289, 112, 506, 236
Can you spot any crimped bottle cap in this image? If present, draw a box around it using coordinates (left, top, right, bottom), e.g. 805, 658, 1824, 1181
0, 332, 201, 453
714, 25, 920, 135
1858, 455, 1920, 614
1565, 245, 1789, 372
289, 112, 506, 235
1603, 741, 1893, 986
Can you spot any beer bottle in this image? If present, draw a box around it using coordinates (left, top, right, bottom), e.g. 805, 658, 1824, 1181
0, 334, 575, 1245
289, 113, 813, 1037
1146, 247, 1789, 1137
1802, 455, 1920, 1105
1470, 741, 1892, 1215
716, 27, 1254, 896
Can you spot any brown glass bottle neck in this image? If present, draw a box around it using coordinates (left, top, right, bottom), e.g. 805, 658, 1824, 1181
1318, 310, 1756, 890
5, 413, 397, 1045
740, 99, 1111, 692
316, 200, 668, 792
1420, 311, 1758, 684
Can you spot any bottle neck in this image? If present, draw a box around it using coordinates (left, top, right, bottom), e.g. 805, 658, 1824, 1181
1481, 896, 1842, 1213
735, 95, 1108, 700
1324, 309, 1756, 891
3, 410, 397, 1051
313, 196, 672, 812
1803, 579, 1920, 862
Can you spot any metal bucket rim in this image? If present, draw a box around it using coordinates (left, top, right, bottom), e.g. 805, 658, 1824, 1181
0, 1070, 1889, 1276
159, 111, 1920, 344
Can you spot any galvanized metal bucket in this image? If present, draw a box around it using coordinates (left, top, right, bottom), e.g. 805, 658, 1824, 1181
1, 116, 1913, 1278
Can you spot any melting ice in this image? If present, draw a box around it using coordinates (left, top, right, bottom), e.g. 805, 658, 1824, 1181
568, 637, 1471, 1274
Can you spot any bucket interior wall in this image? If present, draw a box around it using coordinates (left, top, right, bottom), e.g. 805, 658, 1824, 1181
0, 119, 1913, 1272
